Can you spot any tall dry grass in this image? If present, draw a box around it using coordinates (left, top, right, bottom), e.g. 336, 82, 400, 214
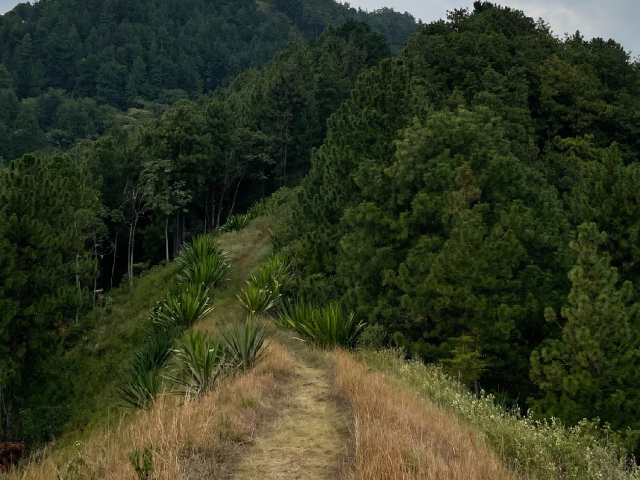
8, 344, 294, 480
335, 351, 514, 480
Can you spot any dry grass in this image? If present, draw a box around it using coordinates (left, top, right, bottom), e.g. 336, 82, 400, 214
8, 344, 295, 480
335, 351, 515, 480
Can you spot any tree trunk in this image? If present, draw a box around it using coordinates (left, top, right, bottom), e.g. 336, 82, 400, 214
128, 219, 137, 297
111, 231, 117, 290
227, 178, 242, 222
165, 215, 170, 262
216, 185, 225, 228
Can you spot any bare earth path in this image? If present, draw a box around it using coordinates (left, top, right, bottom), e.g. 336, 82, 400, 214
231, 355, 349, 480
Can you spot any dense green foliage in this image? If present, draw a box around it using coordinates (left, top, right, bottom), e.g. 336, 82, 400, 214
271, 1, 640, 444
0, 0, 415, 160
0, 153, 101, 439
0, 18, 391, 445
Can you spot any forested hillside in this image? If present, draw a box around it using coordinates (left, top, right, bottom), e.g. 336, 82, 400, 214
3, 0, 640, 466
0, 0, 416, 160
0, 19, 390, 445
271, 2, 640, 448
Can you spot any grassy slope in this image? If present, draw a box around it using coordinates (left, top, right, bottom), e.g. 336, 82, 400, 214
10, 216, 627, 480
51, 261, 180, 448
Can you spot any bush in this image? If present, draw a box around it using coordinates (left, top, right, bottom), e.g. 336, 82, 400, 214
221, 319, 268, 371
128, 442, 156, 480
357, 349, 640, 480
247, 199, 268, 218
237, 281, 280, 318
276, 300, 364, 348
177, 236, 229, 288
167, 330, 226, 396
152, 283, 212, 329
357, 323, 387, 350
251, 254, 292, 290
118, 365, 162, 410
220, 213, 250, 232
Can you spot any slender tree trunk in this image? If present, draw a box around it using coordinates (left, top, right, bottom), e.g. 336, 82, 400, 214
283, 121, 289, 187
216, 185, 225, 228
227, 178, 242, 222
128, 219, 137, 297
181, 212, 185, 244
75, 254, 80, 323
204, 195, 208, 234
111, 232, 117, 290
165, 215, 170, 262
211, 186, 216, 229
174, 210, 180, 257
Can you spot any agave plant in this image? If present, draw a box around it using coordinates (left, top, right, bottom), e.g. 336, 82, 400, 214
221, 319, 268, 371
220, 213, 250, 232
237, 281, 280, 318
251, 254, 292, 291
247, 199, 267, 219
178, 253, 229, 289
166, 330, 226, 396
153, 283, 212, 329
136, 324, 184, 371
306, 302, 365, 349
178, 236, 229, 288
275, 298, 314, 333
275, 301, 364, 349
119, 365, 163, 409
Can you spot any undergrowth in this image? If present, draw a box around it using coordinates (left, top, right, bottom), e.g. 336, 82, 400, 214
356, 349, 640, 480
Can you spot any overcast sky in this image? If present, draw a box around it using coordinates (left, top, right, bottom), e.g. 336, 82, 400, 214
351, 0, 639, 56
0, 0, 637, 56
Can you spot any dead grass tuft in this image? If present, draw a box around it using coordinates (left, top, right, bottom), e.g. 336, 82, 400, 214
335, 351, 515, 480
9, 344, 295, 480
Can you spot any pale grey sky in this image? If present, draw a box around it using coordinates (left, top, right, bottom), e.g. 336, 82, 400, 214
0, 0, 637, 56
349, 0, 639, 56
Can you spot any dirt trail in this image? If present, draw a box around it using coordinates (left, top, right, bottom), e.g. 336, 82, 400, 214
231, 356, 349, 480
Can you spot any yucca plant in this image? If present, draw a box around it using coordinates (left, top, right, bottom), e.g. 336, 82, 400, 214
153, 283, 212, 329
306, 302, 364, 348
178, 236, 229, 288
166, 330, 226, 396
220, 213, 250, 232
135, 324, 184, 372
178, 253, 229, 289
275, 301, 364, 348
275, 298, 315, 334
251, 254, 292, 291
247, 199, 267, 218
221, 319, 268, 371
119, 365, 162, 409
237, 281, 280, 318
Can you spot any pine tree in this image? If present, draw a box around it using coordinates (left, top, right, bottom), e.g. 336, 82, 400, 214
531, 223, 640, 430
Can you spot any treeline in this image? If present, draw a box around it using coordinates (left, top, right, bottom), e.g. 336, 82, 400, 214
271, 2, 640, 449
0, 0, 416, 161
0, 20, 390, 444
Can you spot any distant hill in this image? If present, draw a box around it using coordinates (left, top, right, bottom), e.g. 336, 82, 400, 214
0, 0, 417, 160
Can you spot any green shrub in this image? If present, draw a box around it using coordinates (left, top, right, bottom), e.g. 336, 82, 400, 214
135, 324, 184, 372
128, 442, 156, 480
276, 301, 364, 348
357, 349, 640, 480
178, 253, 230, 289
221, 319, 268, 371
274, 298, 315, 333
167, 330, 226, 396
237, 281, 280, 318
220, 213, 250, 232
251, 254, 292, 291
152, 283, 212, 329
247, 199, 268, 218
118, 366, 162, 410
356, 323, 387, 350
177, 236, 229, 288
